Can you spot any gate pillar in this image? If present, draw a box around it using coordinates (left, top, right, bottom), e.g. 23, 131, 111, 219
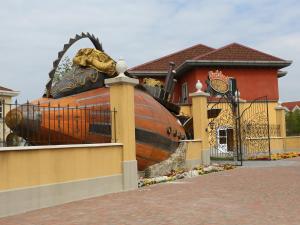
275, 103, 286, 138
105, 60, 139, 191
188, 85, 210, 166
275, 103, 287, 153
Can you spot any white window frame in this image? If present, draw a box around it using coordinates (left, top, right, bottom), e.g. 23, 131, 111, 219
228, 77, 236, 94
0, 102, 2, 119
181, 82, 189, 104
217, 127, 228, 153
216, 126, 234, 153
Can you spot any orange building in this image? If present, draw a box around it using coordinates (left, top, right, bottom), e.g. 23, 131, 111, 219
129, 43, 291, 103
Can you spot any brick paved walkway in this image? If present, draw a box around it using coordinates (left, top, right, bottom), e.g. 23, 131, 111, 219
1, 158, 300, 225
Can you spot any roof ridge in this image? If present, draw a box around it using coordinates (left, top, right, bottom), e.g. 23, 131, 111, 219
193, 43, 238, 60
0, 85, 14, 92
129, 43, 214, 70
194, 42, 285, 61
283, 101, 300, 104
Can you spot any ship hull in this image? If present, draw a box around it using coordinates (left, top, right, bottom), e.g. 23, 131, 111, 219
6, 88, 185, 171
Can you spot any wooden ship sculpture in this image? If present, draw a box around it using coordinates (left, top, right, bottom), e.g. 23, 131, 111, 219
5, 32, 186, 171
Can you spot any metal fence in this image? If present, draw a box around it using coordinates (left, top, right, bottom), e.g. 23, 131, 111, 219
0, 101, 116, 147
241, 124, 281, 138
269, 124, 281, 137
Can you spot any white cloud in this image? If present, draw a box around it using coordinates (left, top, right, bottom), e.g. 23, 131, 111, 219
0, 0, 299, 102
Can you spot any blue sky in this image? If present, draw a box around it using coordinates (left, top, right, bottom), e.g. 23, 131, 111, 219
0, 0, 299, 102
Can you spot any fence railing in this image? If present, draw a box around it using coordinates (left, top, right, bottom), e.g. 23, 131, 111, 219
269, 124, 281, 137
0, 101, 116, 147
241, 124, 281, 138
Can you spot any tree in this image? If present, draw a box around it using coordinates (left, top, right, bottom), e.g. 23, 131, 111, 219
286, 109, 300, 136
52, 56, 73, 84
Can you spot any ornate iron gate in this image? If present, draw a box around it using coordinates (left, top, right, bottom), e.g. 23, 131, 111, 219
239, 96, 271, 160
205, 70, 272, 165
208, 96, 240, 163
208, 95, 271, 165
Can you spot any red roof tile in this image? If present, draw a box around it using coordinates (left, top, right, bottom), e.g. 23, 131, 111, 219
0, 85, 13, 92
282, 101, 300, 111
129, 43, 215, 71
195, 43, 285, 61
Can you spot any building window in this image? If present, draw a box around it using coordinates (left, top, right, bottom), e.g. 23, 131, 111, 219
217, 127, 234, 153
0, 103, 2, 119
228, 78, 237, 95
181, 82, 189, 104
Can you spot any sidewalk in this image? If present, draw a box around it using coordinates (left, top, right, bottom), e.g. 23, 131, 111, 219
1, 158, 300, 225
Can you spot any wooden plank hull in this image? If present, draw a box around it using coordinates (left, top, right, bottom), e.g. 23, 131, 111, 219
6, 88, 185, 171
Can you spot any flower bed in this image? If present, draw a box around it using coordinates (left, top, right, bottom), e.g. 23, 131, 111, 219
138, 164, 235, 188
271, 152, 300, 160
248, 152, 300, 161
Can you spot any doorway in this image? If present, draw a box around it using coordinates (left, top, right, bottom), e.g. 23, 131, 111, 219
217, 127, 234, 153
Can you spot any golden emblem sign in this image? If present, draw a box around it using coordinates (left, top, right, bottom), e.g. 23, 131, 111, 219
208, 70, 229, 94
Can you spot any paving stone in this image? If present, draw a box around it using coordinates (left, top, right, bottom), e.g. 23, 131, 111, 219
1, 158, 300, 225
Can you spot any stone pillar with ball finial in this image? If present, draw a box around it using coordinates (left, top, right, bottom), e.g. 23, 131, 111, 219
105, 59, 139, 190
189, 80, 210, 165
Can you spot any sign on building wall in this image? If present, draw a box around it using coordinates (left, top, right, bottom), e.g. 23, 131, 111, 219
207, 70, 230, 96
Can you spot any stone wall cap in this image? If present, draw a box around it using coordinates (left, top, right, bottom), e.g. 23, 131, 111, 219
285, 136, 300, 139
105, 76, 139, 86
189, 91, 210, 97
180, 139, 202, 143
0, 143, 123, 152
275, 105, 286, 110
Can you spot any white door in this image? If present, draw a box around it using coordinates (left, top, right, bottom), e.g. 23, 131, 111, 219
217, 127, 228, 153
